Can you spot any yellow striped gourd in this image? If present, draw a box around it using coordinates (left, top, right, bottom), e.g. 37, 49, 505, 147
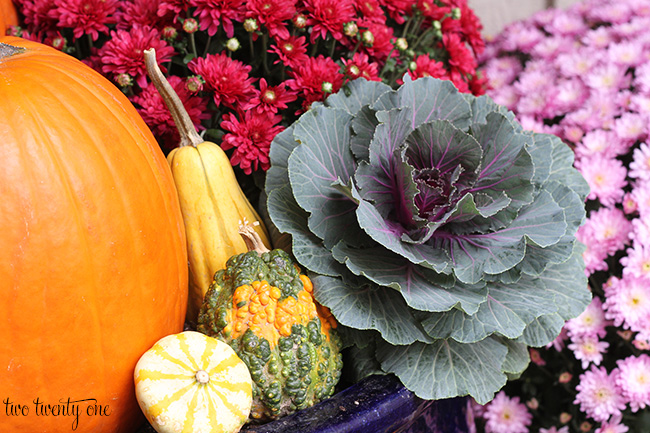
134, 331, 253, 433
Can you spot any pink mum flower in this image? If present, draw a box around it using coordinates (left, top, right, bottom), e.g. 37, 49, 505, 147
245, 0, 295, 40
632, 210, 650, 234
499, 22, 544, 53
269, 35, 309, 68
407, 54, 448, 81
616, 354, 650, 412
482, 56, 522, 88
595, 414, 629, 433
157, 0, 190, 16
303, 0, 355, 43
568, 334, 609, 369
621, 243, 650, 279
482, 391, 532, 433
342, 52, 381, 81
220, 111, 285, 174
629, 93, 650, 115
633, 62, 650, 93
52, 0, 119, 41
608, 40, 644, 67
550, 78, 589, 115
545, 9, 587, 36
565, 297, 609, 339
629, 143, 650, 180
575, 129, 624, 159
189, 52, 255, 108
98, 25, 175, 88
286, 55, 344, 111
356, 18, 396, 61
576, 154, 627, 207
557, 48, 597, 77
531, 35, 572, 58
115, 0, 171, 30
444, 32, 477, 76
630, 180, 650, 218
540, 426, 569, 433
189, 0, 246, 37
603, 275, 650, 333
19, 0, 59, 32
581, 26, 613, 49
613, 112, 647, 145
586, 2, 633, 25
584, 207, 632, 255
584, 63, 629, 93
242, 78, 297, 115
574, 366, 627, 422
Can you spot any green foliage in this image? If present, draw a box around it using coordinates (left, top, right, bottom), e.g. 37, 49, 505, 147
264, 76, 591, 404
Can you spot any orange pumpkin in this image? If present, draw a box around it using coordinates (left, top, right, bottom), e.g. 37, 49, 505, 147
0, 0, 18, 34
0, 36, 188, 432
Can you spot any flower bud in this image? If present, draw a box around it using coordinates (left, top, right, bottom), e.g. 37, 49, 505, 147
321, 81, 333, 93
526, 398, 538, 410
580, 421, 592, 432
6, 25, 22, 37
115, 73, 133, 88
394, 37, 408, 51
162, 26, 178, 41
186, 76, 204, 93
408, 61, 417, 71
617, 330, 633, 341
293, 13, 307, 29
529, 348, 545, 366
243, 18, 259, 32
559, 412, 572, 424
343, 22, 358, 37
226, 37, 241, 52
50, 35, 67, 51
182, 18, 199, 34
558, 372, 572, 383
262, 89, 277, 103
432, 20, 443, 39
346, 64, 361, 79
623, 192, 637, 214
451, 7, 461, 20
361, 30, 374, 47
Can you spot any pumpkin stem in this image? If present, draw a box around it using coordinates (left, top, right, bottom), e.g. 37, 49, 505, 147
239, 219, 270, 255
195, 370, 210, 384
143, 48, 203, 148
0, 43, 25, 60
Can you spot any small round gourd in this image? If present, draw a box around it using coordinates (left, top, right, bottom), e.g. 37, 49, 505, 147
134, 331, 253, 433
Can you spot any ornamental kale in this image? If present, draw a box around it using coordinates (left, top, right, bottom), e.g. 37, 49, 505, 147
264, 75, 591, 404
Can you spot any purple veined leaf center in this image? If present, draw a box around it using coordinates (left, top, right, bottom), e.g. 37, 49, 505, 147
412, 163, 472, 223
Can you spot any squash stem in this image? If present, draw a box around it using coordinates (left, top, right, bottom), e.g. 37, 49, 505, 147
238, 219, 270, 255
195, 370, 210, 384
143, 48, 203, 148
0, 43, 25, 60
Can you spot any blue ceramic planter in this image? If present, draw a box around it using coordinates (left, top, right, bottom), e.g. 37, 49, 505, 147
242, 374, 470, 433
137, 374, 471, 433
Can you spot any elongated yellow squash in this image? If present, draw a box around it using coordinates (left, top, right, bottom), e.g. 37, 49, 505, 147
144, 49, 271, 324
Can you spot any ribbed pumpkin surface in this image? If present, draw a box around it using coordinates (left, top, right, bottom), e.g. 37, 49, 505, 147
0, 36, 188, 432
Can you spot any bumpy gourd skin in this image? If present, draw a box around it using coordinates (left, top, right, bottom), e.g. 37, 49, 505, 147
197, 248, 343, 422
